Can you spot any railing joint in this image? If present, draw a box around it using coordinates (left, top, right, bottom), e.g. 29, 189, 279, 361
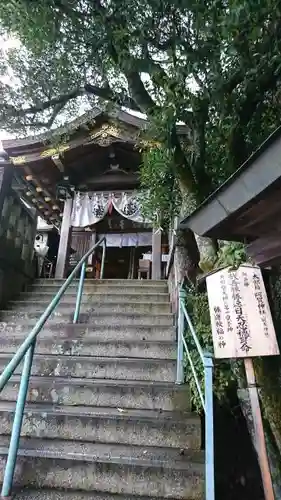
179, 288, 187, 300
203, 351, 214, 368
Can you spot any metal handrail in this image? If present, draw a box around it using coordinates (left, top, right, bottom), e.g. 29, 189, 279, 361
176, 286, 215, 500
0, 236, 106, 498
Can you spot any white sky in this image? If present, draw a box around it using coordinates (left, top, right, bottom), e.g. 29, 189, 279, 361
0, 35, 185, 140
0, 37, 20, 139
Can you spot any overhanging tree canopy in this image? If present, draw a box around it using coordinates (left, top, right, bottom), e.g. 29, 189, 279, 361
1, 0, 281, 207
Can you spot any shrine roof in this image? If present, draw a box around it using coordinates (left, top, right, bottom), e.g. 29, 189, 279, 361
3, 107, 174, 226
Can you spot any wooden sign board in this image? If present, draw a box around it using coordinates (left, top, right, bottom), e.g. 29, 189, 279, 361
206, 265, 279, 359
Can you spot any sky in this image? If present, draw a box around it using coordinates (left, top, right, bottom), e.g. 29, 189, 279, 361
0, 36, 20, 140
0, 35, 149, 141
0, 34, 184, 141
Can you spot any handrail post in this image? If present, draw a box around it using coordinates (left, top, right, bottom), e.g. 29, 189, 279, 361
100, 240, 106, 279
176, 288, 186, 384
73, 261, 86, 324
1, 339, 36, 498
204, 352, 215, 500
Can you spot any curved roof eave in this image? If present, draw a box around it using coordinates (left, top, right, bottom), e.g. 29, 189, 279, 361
2, 106, 189, 152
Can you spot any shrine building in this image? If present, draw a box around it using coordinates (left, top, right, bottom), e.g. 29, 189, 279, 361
1, 108, 180, 280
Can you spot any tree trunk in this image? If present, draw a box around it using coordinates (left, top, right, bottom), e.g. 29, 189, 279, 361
195, 234, 218, 272
174, 227, 200, 284
174, 187, 218, 284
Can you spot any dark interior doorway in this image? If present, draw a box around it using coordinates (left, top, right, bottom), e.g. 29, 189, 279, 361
103, 247, 131, 279
102, 245, 152, 279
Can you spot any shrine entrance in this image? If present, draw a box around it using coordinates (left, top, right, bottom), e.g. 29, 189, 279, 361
96, 226, 154, 279
69, 196, 155, 279
103, 247, 131, 279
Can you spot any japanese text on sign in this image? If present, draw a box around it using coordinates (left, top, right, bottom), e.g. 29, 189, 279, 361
206, 265, 279, 359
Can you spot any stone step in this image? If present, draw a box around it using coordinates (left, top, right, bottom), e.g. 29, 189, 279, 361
0, 438, 204, 498
0, 323, 176, 342
20, 292, 170, 303
0, 354, 177, 382
34, 279, 167, 286
15, 490, 186, 500
29, 283, 168, 294
0, 402, 201, 449
0, 336, 176, 359
7, 301, 171, 315
0, 311, 174, 326
0, 376, 191, 411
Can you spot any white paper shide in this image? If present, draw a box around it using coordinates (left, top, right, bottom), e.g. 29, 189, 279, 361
206, 265, 279, 359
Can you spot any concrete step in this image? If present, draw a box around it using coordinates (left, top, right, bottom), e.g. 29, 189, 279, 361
0, 438, 204, 498
15, 490, 188, 500
0, 376, 191, 411
7, 301, 171, 315
0, 323, 176, 342
0, 354, 177, 382
29, 283, 168, 295
0, 311, 174, 326
0, 336, 176, 359
20, 291, 170, 303
34, 279, 167, 286
0, 402, 201, 449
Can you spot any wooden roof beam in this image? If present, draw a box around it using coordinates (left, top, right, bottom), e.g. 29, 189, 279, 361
20, 188, 59, 225
51, 154, 65, 172
15, 173, 61, 225
23, 166, 61, 212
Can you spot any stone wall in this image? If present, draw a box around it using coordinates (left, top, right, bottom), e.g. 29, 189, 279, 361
0, 164, 37, 306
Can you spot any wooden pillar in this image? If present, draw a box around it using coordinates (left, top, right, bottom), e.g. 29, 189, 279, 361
152, 228, 162, 280
0, 150, 13, 215
55, 198, 73, 279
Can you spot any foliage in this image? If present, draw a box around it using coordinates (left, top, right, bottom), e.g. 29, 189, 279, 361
215, 242, 249, 269
199, 241, 248, 273
184, 241, 248, 412
139, 145, 181, 228
1, 0, 281, 209
184, 286, 236, 412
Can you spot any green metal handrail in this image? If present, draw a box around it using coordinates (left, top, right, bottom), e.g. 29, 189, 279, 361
0, 236, 106, 498
176, 285, 215, 500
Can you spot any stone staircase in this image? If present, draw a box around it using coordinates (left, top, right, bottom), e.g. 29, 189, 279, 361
0, 279, 204, 499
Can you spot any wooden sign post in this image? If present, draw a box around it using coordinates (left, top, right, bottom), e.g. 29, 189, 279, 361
206, 264, 279, 500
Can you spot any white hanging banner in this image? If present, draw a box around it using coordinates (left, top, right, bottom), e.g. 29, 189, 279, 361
71, 192, 109, 227
71, 191, 148, 228
98, 232, 152, 247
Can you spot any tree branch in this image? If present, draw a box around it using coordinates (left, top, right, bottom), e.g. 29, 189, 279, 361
238, 63, 280, 126
170, 123, 197, 196
2, 88, 84, 118
125, 70, 157, 114
228, 61, 281, 168
84, 83, 141, 111
0, 83, 142, 128
106, 36, 158, 114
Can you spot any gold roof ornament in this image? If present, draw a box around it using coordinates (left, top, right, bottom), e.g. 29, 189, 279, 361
40, 144, 69, 158
89, 122, 137, 147
10, 156, 26, 165
138, 139, 162, 150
